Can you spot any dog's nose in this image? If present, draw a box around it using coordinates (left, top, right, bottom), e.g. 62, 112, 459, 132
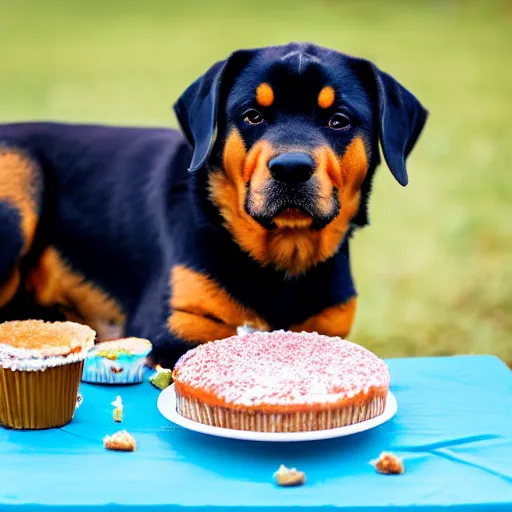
268, 152, 315, 185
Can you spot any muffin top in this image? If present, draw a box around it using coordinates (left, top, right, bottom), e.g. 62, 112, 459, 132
0, 320, 96, 370
89, 337, 152, 358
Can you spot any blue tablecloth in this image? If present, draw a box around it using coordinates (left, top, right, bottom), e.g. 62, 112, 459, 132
0, 355, 511, 511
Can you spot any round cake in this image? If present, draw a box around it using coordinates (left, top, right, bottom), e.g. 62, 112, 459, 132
172, 330, 390, 432
0, 320, 95, 429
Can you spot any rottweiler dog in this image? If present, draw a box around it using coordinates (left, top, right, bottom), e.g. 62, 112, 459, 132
0, 42, 427, 368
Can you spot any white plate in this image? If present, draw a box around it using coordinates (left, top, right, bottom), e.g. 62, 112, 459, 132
157, 384, 397, 442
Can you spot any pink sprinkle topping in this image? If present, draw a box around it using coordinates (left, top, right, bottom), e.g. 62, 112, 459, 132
174, 331, 390, 407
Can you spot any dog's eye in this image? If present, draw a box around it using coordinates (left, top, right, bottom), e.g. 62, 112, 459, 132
244, 109, 264, 125
328, 113, 351, 130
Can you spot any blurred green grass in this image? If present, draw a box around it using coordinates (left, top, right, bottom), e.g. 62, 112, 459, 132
1, 0, 511, 362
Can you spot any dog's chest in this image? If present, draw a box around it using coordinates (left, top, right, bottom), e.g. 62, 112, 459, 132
167, 258, 353, 344
167, 265, 270, 343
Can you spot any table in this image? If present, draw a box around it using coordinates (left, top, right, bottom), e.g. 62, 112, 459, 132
1, 355, 511, 511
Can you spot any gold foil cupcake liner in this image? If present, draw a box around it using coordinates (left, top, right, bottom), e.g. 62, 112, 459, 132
0, 361, 84, 430
176, 393, 387, 432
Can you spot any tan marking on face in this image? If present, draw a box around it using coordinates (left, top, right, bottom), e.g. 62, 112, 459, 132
318, 86, 335, 109
313, 145, 340, 217
209, 129, 269, 265
256, 83, 274, 107
244, 142, 274, 215
209, 129, 368, 276
312, 136, 368, 262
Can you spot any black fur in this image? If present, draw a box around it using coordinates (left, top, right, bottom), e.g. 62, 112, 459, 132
0, 43, 428, 368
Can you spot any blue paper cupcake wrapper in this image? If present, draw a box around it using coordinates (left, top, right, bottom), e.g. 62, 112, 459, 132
81, 356, 147, 384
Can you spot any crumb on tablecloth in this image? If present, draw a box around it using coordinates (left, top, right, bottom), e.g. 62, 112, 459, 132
149, 365, 173, 390
111, 395, 123, 423
104, 430, 136, 452
273, 464, 306, 486
371, 452, 404, 474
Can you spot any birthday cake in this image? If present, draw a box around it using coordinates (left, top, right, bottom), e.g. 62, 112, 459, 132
172, 330, 390, 432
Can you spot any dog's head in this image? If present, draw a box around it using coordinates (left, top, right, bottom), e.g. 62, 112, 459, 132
175, 43, 428, 276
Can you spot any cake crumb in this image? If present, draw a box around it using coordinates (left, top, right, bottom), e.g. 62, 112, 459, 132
104, 430, 136, 452
371, 452, 404, 474
149, 365, 173, 390
274, 464, 306, 486
111, 395, 123, 423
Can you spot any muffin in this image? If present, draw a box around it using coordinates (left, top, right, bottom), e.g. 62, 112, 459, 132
81, 337, 151, 384
172, 330, 390, 433
0, 320, 95, 429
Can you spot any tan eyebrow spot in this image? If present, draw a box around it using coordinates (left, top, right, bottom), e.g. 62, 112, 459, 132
256, 83, 274, 107
318, 86, 335, 109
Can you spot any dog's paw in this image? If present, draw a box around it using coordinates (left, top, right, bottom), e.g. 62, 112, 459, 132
147, 333, 194, 370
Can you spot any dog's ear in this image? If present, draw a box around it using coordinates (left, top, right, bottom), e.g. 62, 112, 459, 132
371, 66, 428, 186
174, 50, 254, 172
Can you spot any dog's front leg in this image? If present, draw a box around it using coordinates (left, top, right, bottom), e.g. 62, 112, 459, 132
146, 328, 199, 370
290, 297, 357, 339
148, 265, 269, 368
